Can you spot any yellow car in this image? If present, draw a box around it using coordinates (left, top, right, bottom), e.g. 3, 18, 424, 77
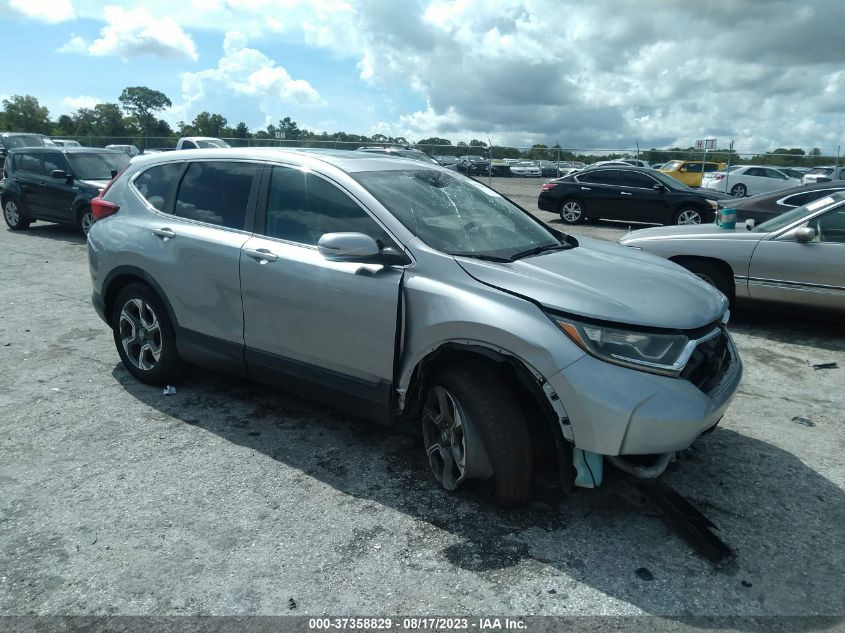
658, 160, 727, 188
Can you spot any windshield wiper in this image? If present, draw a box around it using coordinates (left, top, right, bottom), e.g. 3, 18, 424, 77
454, 253, 512, 263
508, 243, 571, 261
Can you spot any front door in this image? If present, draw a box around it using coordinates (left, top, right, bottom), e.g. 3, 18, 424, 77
39, 151, 76, 221
748, 205, 845, 311
240, 164, 404, 421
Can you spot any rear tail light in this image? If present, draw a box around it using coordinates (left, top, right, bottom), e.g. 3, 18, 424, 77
541, 183, 558, 191
90, 168, 126, 221
91, 197, 120, 220
711, 173, 725, 181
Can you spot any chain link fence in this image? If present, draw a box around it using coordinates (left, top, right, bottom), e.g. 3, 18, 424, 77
58, 136, 841, 170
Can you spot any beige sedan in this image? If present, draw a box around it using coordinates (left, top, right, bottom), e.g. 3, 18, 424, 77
619, 193, 845, 313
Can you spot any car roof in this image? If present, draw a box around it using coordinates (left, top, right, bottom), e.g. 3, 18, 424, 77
7, 147, 122, 154
127, 147, 445, 173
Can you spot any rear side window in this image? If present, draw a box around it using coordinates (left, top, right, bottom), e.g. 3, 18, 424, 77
578, 169, 618, 185
264, 166, 390, 246
18, 153, 43, 174
134, 162, 185, 211
174, 161, 258, 230
619, 171, 657, 189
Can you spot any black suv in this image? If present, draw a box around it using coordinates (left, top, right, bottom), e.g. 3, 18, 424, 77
2, 147, 129, 235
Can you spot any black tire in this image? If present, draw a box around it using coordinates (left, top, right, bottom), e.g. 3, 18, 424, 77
673, 206, 705, 225
421, 362, 532, 507
679, 260, 734, 305
112, 282, 186, 385
559, 198, 585, 224
3, 196, 31, 231
78, 206, 95, 236
730, 183, 747, 197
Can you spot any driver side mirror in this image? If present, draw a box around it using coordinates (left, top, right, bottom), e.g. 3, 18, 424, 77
652, 183, 666, 192
50, 169, 71, 180
318, 232, 408, 265
794, 226, 816, 243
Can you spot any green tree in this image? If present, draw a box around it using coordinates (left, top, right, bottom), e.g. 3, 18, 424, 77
232, 122, 251, 138
93, 103, 128, 137
55, 114, 75, 136
277, 116, 300, 140
191, 111, 228, 137
71, 108, 97, 136
118, 86, 172, 149
1, 95, 52, 134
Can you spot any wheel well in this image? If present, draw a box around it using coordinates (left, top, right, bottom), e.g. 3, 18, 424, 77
102, 272, 178, 329
402, 345, 562, 472
668, 256, 735, 299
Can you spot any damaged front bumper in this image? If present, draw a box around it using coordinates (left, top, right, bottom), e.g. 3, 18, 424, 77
548, 333, 741, 485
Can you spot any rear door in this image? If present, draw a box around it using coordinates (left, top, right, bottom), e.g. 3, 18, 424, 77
574, 169, 620, 218
240, 164, 404, 421
139, 159, 261, 370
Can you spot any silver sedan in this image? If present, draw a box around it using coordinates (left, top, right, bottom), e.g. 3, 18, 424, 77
619, 192, 845, 313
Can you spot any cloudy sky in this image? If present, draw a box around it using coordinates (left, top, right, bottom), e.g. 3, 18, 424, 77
2, 0, 844, 153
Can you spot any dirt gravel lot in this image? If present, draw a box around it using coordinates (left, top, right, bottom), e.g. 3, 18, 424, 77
1, 176, 844, 625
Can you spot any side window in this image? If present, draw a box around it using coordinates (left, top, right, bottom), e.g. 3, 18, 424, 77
182, 141, 198, 149
746, 168, 764, 177
578, 169, 618, 185
764, 168, 786, 179
134, 162, 185, 211
264, 166, 390, 246
19, 153, 43, 174
684, 163, 702, 173
619, 171, 657, 189
809, 208, 845, 244
174, 161, 258, 230
703, 163, 719, 172
43, 152, 68, 174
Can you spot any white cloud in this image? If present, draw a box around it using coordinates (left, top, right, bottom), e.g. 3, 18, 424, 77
180, 31, 323, 112
8, 0, 74, 23
62, 95, 101, 110
59, 5, 198, 61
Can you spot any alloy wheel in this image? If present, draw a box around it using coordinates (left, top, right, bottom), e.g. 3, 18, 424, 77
422, 385, 468, 490
119, 298, 163, 371
676, 208, 702, 225
80, 211, 95, 235
4, 200, 20, 226
560, 201, 583, 223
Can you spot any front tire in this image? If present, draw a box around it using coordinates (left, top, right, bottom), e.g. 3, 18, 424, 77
112, 283, 185, 385
78, 207, 95, 235
730, 183, 747, 197
674, 207, 704, 225
3, 197, 30, 230
421, 363, 532, 507
679, 260, 734, 305
559, 199, 585, 224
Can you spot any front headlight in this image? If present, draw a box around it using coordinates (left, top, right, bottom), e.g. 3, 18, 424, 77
554, 316, 693, 375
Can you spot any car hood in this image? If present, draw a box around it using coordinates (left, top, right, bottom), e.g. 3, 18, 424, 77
619, 223, 766, 243
455, 237, 727, 330
78, 178, 111, 189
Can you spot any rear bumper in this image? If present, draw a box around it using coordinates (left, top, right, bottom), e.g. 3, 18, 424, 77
547, 334, 742, 456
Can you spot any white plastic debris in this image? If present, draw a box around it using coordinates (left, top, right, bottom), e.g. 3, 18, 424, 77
162, 385, 177, 396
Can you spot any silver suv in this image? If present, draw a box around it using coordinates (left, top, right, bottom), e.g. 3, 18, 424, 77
88, 148, 742, 506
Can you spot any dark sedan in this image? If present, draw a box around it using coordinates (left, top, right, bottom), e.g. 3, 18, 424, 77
716, 181, 845, 223
538, 165, 732, 225
456, 155, 490, 175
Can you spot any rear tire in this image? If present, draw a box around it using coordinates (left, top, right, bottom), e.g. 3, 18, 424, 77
421, 362, 533, 507
559, 199, 585, 224
678, 260, 734, 305
3, 197, 30, 231
112, 283, 186, 385
730, 183, 747, 197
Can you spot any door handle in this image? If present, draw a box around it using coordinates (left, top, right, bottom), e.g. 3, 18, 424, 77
580, 187, 592, 191
151, 227, 176, 240
244, 247, 278, 263
620, 191, 632, 196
